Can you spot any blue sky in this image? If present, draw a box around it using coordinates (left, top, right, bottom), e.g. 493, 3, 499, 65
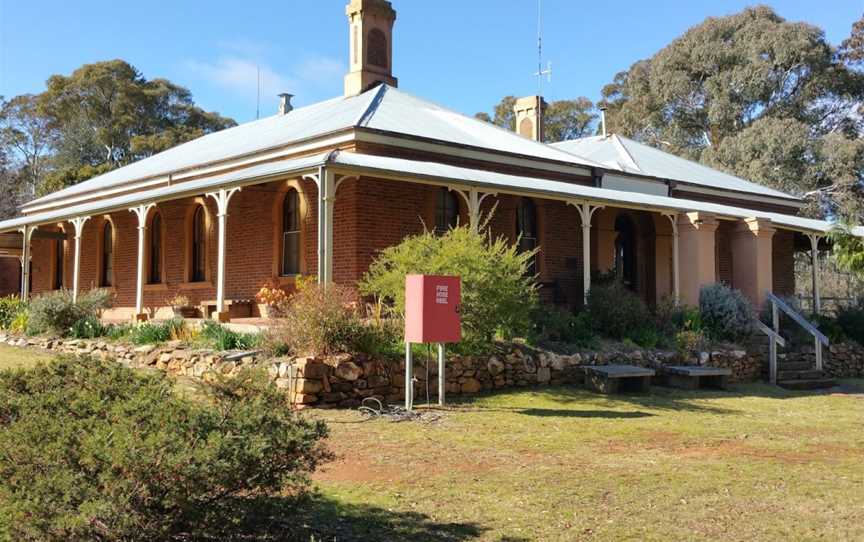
1, 0, 861, 124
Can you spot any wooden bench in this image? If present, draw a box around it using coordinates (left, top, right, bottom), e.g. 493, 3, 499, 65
584, 365, 655, 394
200, 299, 255, 320
660, 366, 731, 390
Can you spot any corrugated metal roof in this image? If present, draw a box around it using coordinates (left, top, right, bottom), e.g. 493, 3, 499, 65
24, 85, 600, 211
552, 134, 800, 201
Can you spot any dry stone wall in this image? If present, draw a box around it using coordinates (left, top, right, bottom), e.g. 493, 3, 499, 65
0, 333, 768, 408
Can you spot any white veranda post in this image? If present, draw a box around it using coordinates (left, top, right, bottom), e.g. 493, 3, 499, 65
572, 202, 602, 304
19, 224, 36, 300
453, 188, 496, 232
807, 233, 822, 315
664, 213, 681, 304
206, 188, 241, 320
130, 204, 155, 320
307, 168, 348, 288
70, 216, 90, 303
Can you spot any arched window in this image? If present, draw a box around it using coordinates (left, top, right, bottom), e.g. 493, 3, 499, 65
190, 206, 206, 282
53, 236, 64, 289
148, 212, 162, 284
367, 28, 388, 68
615, 214, 637, 290
281, 189, 301, 275
100, 221, 113, 287
517, 198, 538, 275
435, 187, 459, 233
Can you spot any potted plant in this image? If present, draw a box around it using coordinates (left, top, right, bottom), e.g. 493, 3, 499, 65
255, 280, 289, 319
167, 294, 192, 318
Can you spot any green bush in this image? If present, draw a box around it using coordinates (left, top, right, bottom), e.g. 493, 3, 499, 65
360, 222, 538, 348
529, 306, 595, 348
586, 282, 652, 340
26, 289, 112, 336
199, 320, 262, 351
0, 296, 27, 330
699, 283, 754, 342
835, 300, 864, 344
0, 356, 330, 541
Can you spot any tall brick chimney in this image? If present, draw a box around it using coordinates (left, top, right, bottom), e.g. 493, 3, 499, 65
514, 95, 547, 142
344, 0, 398, 96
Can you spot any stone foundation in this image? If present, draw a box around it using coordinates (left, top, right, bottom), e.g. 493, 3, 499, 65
0, 333, 768, 407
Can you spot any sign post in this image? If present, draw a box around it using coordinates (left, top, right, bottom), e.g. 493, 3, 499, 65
404, 275, 461, 411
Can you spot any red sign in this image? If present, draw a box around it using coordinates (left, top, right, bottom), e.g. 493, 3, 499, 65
404, 275, 461, 344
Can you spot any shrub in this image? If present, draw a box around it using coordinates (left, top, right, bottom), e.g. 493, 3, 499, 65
199, 320, 262, 351
360, 221, 538, 347
529, 306, 595, 348
0, 356, 330, 541
26, 289, 112, 336
586, 282, 651, 340
699, 283, 754, 342
835, 300, 864, 345
0, 296, 27, 330
268, 281, 365, 356
675, 329, 706, 358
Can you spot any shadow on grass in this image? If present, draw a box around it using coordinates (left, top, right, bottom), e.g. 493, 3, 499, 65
190, 493, 487, 541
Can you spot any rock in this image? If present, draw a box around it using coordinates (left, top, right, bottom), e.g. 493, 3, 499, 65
134, 344, 157, 354
536, 367, 551, 383
367, 375, 389, 388
698, 351, 710, 365
460, 378, 482, 394
335, 361, 363, 381
275, 378, 291, 389
299, 361, 329, 380
294, 393, 318, 405
295, 378, 323, 394
487, 357, 505, 376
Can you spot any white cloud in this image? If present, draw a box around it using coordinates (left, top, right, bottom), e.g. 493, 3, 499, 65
185, 56, 295, 98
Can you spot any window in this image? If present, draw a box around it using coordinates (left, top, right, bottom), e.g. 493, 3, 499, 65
281, 189, 301, 275
148, 212, 162, 284
517, 198, 538, 275
367, 28, 388, 68
615, 214, 636, 290
53, 237, 64, 289
435, 187, 459, 233
100, 221, 113, 287
190, 206, 206, 282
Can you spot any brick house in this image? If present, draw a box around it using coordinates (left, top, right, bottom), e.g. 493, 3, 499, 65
0, 0, 859, 322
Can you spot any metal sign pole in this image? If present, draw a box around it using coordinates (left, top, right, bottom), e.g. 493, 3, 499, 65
405, 342, 413, 411
438, 343, 445, 406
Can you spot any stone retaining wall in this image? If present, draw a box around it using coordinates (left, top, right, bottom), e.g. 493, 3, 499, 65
0, 333, 766, 408
782, 342, 864, 379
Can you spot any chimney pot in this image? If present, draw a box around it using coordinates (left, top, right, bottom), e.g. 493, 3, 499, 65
278, 93, 294, 115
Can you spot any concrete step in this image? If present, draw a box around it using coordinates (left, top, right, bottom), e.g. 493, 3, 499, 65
778, 378, 836, 391
778, 369, 823, 381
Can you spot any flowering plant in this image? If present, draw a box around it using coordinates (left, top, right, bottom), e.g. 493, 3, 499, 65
255, 280, 289, 307
167, 294, 190, 308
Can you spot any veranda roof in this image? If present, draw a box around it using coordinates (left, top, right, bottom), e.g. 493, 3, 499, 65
1, 150, 856, 238
553, 134, 802, 202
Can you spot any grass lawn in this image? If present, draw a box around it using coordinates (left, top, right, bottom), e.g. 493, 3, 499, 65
0, 343, 52, 371
2, 345, 862, 541
305, 382, 864, 541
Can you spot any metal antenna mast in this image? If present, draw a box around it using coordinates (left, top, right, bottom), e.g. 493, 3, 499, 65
256, 65, 261, 120
534, 0, 552, 94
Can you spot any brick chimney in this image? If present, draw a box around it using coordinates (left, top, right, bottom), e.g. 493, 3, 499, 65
514, 95, 547, 142
344, 0, 398, 96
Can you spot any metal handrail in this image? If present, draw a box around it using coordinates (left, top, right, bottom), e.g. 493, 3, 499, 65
759, 293, 830, 385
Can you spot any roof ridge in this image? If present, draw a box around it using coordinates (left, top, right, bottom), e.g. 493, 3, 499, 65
354, 84, 389, 128
611, 134, 641, 173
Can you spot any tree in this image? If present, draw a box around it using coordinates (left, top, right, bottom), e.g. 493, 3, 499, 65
0, 95, 54, 199
37, 60, 236, 193
476, 95, 596, 143
600, 6, 864, 218
830, 225, 864, 279
840, 13, 864, 65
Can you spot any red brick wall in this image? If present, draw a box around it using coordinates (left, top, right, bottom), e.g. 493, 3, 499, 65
0, 258, 20, 297
30, 174, 800, 317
